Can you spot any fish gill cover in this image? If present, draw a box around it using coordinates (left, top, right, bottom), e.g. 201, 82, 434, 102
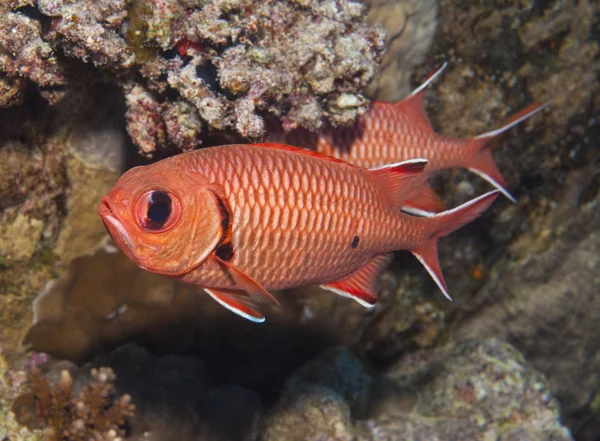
0, 0, 386, 157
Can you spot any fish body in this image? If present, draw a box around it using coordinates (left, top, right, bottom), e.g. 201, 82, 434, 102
270, 63, 548, 214
98, 143, 498, 322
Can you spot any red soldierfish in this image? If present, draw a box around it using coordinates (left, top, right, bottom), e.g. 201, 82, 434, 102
269, 63, 549, 215
98, 143, 499, 322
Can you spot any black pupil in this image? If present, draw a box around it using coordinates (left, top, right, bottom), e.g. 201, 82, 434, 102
146, 191, 171, 228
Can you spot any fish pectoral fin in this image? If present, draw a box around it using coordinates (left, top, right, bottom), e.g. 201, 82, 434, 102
368, 159, 428, 211
320, 253, 393, 308
204, 288, 265, 323
402, 182, 447, 216
211, 255, 281, 306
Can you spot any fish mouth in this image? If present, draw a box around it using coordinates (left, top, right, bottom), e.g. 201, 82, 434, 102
98, 196, 135, 250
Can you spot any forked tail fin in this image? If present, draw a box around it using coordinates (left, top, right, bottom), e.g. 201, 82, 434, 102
410, 190, 500, 301
465, 102, 550, 202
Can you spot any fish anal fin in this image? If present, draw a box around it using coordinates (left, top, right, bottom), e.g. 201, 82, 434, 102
321, 253, 393, 308
204, 288, 265, 323
369, 159, 428, 211
403, 182, 447, 215
212, 255, 281, 306
394, 62, 448, 132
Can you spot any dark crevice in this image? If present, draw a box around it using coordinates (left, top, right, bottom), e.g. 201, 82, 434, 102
14, 6, 53, 34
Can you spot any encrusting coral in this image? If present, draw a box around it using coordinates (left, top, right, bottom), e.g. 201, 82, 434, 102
0, 0, 386, 157
11, 365, 135, 441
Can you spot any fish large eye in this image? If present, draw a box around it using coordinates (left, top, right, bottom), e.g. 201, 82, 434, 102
146, 191, 171, 229
136, 190, 181, 232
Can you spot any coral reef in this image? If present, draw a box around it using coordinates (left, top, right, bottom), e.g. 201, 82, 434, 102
0, 0, 386, 157
0, 87, 123, 365
11, 344, 261, 441
455, 167, 600, 440
363, 0, 439, 101
260, 340, 573, 440
11, 366, 135, 441
6, 341, 572, 440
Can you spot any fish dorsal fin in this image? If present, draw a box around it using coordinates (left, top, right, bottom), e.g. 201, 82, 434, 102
204, 288, 266, 323
212, 255, 281, 306
368, 159, 428, 211
320, 253, 393, 308
394, 62, 448, 132
249, 142, 356, 167
402, 182, 447, 215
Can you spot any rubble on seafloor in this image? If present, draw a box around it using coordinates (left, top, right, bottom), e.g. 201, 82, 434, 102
0, 0, 386, 157
2, 340, 574, 441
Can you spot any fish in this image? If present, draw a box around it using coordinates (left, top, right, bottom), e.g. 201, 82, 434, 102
268, 63, 549, 215
98, 143, 499, 322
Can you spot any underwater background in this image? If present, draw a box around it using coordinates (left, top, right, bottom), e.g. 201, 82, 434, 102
0, 0, 599, 440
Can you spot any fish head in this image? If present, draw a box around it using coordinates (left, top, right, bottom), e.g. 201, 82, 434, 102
97, 160, 226, 276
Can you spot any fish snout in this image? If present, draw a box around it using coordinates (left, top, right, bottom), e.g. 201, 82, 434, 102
98, 196, 113, 219
97, 196, 135, 251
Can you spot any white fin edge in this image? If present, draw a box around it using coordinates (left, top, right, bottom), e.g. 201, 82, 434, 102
106, 304, 128, 321
468, 168, 516, 203
474, 101, 551, 140
320, 285, 376, 309
432, 190, 501, 218
413, 254, 453, 302
401, 206, 437, 217
204, 288, 266, 323
408, 62, 449, 98
369, 158, 428, 171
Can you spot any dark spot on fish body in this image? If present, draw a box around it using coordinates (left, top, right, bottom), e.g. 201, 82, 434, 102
351, 236, 360, 248
215, 196, 230, 233
216, 242, 234, 262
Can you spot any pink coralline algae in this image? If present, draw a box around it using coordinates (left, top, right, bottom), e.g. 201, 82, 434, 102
0, 0, 386, 157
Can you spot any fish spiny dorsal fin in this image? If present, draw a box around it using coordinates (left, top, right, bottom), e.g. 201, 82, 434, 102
394, 62, 448, 132
410, 190, 500, 301
368, 159, 428, 211
250, 142, 355, 167
402, 182, 447, 215
320, 253, 393, 308
465, 102, 550, 203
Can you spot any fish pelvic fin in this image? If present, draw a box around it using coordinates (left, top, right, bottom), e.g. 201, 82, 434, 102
402, 182, 447, 215
411, 190, 500, 301
369, 159, 428, 211
212, 255, 281, 306
204, 288, 265, 323
394, 62, 448, 132
466, 102, 550, 203
320, 253, 393, 308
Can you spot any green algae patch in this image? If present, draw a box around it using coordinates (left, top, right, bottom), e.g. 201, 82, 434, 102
53, 155, 118, 271
125, 0, 162, 62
